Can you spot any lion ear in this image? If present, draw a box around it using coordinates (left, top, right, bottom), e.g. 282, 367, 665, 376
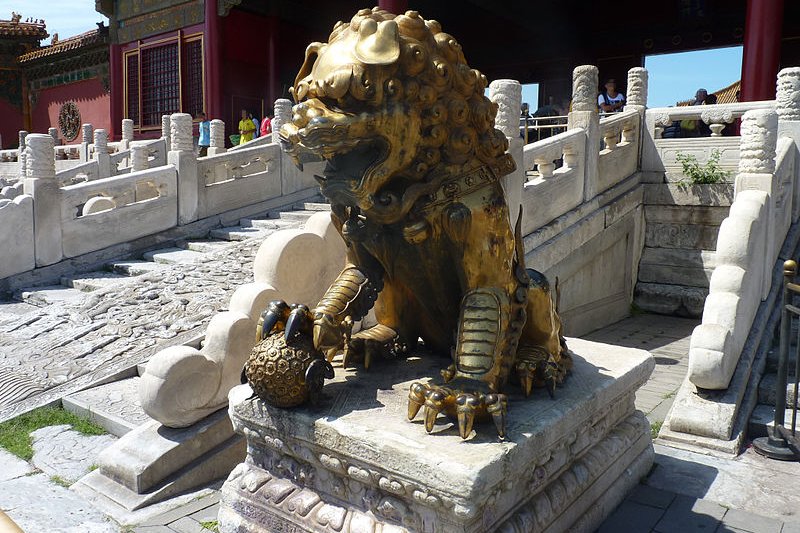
354, 19, 400, 65
294, 42, 324, 93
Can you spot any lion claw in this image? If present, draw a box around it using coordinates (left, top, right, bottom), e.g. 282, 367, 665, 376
406, 382, 509, 439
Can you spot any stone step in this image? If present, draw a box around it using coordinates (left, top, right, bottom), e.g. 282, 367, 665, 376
748, 403, 798, 439
61, 271, 133, 292
142, 247, 208, 264
637, 263, 713, 288
644, 221, 720, 250
293, 202, 331, 211
178, 239, 231, 254
640, 247, 716, 268
62, 377, 152, 437
269, 209, 317, 222
758, 372, 800, 408
16, 285, 87, 307
209, 225, 272, 241
633, 282, 707, 318
107, 260, 168, 276
238, 217, 298, 230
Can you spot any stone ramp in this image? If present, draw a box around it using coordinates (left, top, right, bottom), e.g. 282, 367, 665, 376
0, 205, 326, 421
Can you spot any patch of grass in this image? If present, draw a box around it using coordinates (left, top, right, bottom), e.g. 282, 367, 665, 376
0, 406, 106, 461
88, 464, 99, 472
662, 391, 676, 400
50, 475, 72, 488
650, 420, 663, 439
201, 520, 220, 532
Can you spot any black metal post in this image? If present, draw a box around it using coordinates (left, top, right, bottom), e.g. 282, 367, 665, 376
754, 260, 799, 460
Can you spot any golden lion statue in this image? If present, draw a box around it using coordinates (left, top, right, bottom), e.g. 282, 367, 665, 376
249, 7, 571, 439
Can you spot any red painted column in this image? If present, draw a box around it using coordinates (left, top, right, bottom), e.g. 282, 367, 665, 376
109, 43, 123, 140
267, 15, 278, 110
740, 0, 784, 101
205, 0, 222, 120
378, 0, 408, 14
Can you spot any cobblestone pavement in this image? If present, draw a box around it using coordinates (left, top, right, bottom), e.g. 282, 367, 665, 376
0, 237, 263, 423
583, 312, 697, 426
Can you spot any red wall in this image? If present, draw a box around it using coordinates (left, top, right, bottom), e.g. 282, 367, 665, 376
30, 78, 110, 144
0, 98, 24, 149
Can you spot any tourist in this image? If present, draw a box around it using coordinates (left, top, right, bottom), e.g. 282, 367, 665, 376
261, 112, 272, 137
196, 112, 210, 156
251, 112, 260, 139
238, 109, 255, 145
598, 78, 625, 113
681, 88, 708, 137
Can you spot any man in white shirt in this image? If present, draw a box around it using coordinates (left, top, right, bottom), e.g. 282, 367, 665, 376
598, 78, 625, 113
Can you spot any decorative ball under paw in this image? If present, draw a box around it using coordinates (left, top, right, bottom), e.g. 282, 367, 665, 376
245, 332, 332, 408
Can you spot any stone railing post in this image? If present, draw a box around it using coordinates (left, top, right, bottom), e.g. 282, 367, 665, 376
169, 113, 199, 224
625, 67, 648, 113
161, 114, 171, 149
568, 65, 600, 201
208, 119, 226, 156
131, 142, 148, 172
18, 130, 28, 179
22, 134, 62, 266
272, 98, 292, 145
94, 129, 112, 178
48, 127, 59, 145
489, 79, 524, 227
81, 123, 93, 162
776, 67, 800, 223
121, 118, 134, 150
736, 109, 779, 299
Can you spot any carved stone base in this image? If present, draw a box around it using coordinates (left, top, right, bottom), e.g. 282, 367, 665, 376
219, 338, 654, 533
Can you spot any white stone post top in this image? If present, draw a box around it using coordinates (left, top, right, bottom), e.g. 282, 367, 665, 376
81, 123, 93, 144
489, 79, 522, 139
272, 98, 292, 144
18, 130, 28, 149
739, 109, 778, 175
210, 119, 225, 148
170, 113, 193, 152
48, 127, 59, 144
626, 67, 648, 108
122, 119, 134, 142
572, 65, 599, 112
776, 67, 800, 121
24, 134, 56, 178
93, 129, 108, 154
161, 115, 171, 141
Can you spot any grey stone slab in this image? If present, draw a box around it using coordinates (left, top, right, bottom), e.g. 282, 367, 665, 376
0, 447, 34, 481
62, 271, 133, 292
208, 226, 269, 241
30, 425, 117, 484
626, 484, 677, 510
645, 221, 721, 249
272, 209, 316, 222
634, 282, 707, 318
643, 183, 734, 207
0, 472, 118, 533
134, 526, 175, 533
0, 300, 39, 318
647, 400, 674, 424
644, 204, 730, 225
188, 502, 219, 523
782, 522, 800, 533
143, 248, 208, 265
598, 499, 665, 532
721, 508, 782, 533
63, 377, 152, 436
654, 495, 726, 533
238, 217, 297, 230
638, 262, 713, 288
178, 240, 231, 253
167, 516, 205, 533
139, 493, 221, 526
17, 285, 86, 306
108, 260, 168, 276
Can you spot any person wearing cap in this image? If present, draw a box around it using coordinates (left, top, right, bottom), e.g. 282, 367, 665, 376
598, 78, 625, 113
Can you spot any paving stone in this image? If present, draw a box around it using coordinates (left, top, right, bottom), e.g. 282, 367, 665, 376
167, 516, 205, 533
134, 526, 175, 533
654, 495, 727, 533
295, 202, 331, 211
721, 508, 782, 533
271, 209, 316, 222
208, 226, 270, 241
626, 484, 677, 510
179, 240, 231, 253
0, 472, 118, 532
143, 248, 208, 265
17, 286, 86, 306
108, 260, 168, 276
0, 447, 34, 482
63, 377, 152, 436
782, 522, 800, 533
0, 301, 40, 319
238, 217, 297, 230
598, 499, 665, 532
188, 502, 219, 523
138, 493, 220, 526
62, 271, 133, 292
30, 425, 117, 484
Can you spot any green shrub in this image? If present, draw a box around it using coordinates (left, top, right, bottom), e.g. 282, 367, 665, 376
675, 149, 731, 185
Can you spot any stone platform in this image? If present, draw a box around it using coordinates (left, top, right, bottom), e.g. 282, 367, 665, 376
218, 338, 654, 533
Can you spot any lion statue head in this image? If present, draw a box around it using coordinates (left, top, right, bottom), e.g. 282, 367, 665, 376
281, 7, 512, 224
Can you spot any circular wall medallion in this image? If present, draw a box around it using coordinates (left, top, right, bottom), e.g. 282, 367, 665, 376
58, 102, 81, 141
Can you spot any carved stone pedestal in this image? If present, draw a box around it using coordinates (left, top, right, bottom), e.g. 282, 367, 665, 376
219, 338, 654, 533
